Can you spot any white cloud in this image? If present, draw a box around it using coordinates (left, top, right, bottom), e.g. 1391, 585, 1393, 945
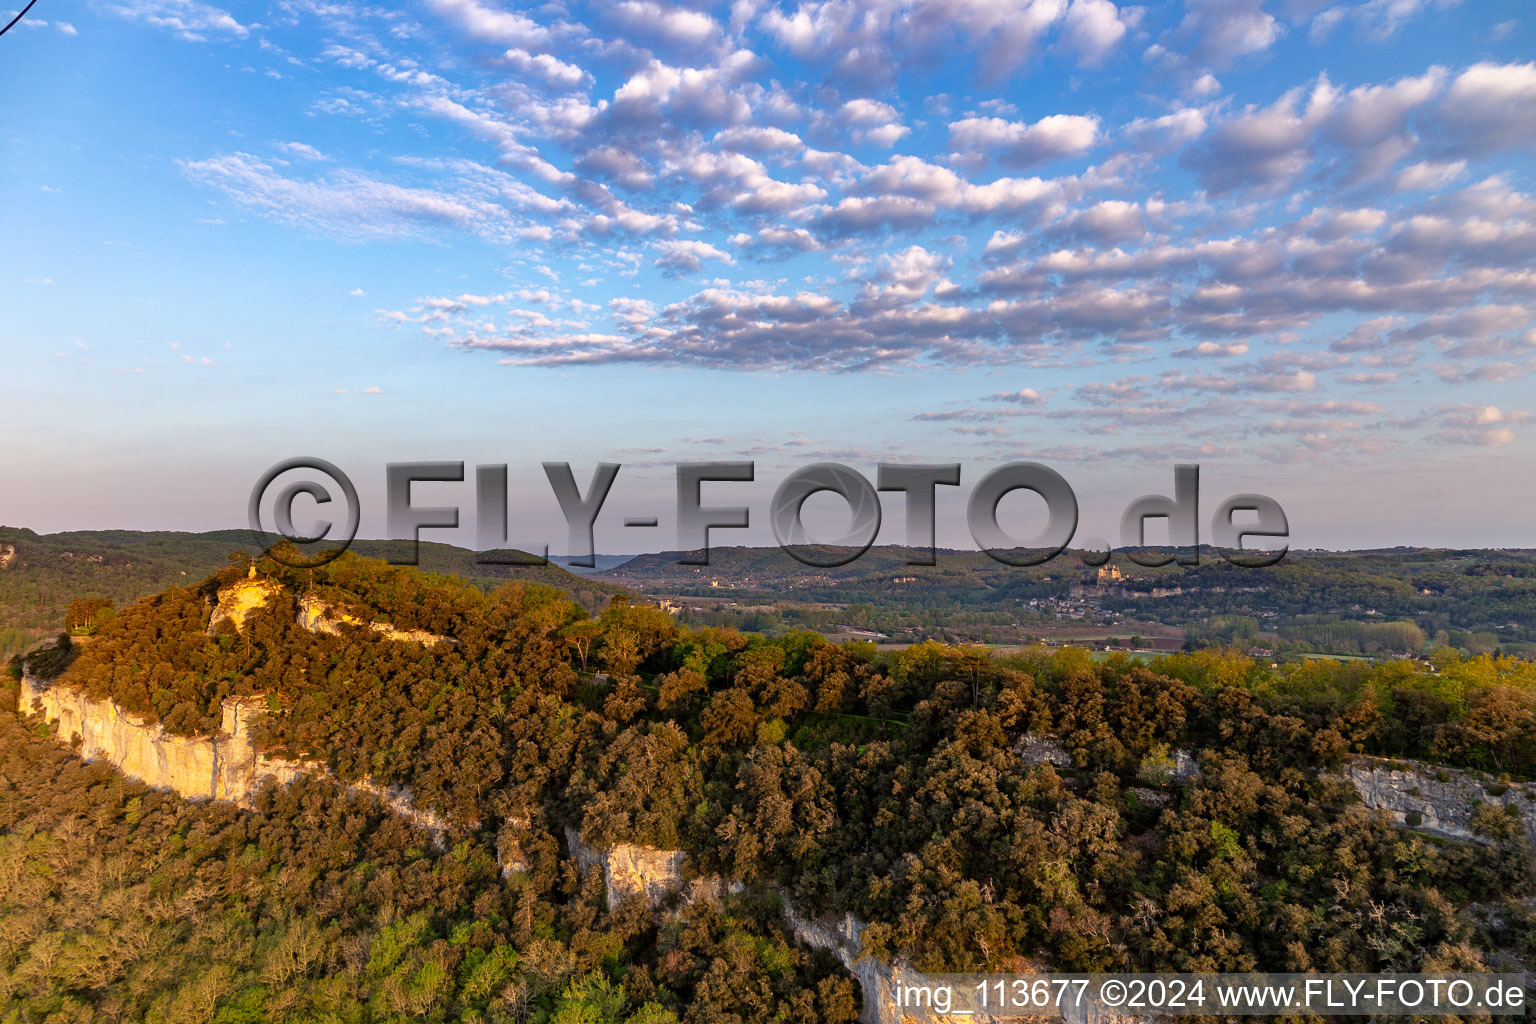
987, 387, 1047, 403
1059, 0, 1128, 65
107, 0, 247, 42
1183, 79, 1335, 193
277, 141, 328, 161
1170, 0, 1282, 69
948, 113, 1100, 167
609, 1, 722, 48
179, 153, 526, 242
503, 48, 590, 90
758, 0, 1071, 84
1394, 159, 1465, 191
1189, 72, 1222, 97
1312, 0, 1464, 43
1430, 403, 1533, 446
1434, 62, 1536, 156
428, 0, 550, 45
655, 239, 736, 273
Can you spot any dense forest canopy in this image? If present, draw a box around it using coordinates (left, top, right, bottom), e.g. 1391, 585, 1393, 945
0, 527, 621, 662
5, 549, 1536, 1021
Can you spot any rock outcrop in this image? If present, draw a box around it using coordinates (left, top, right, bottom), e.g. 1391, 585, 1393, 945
1022, 733, 1534, 846
206, 575, 452, 648
19, 671, 446, 838
497, 816, 535, 876
1347, 756, 1536, 845
0, 542, 16, 569
296, 593, 453, 647
558, 828, 1015, 1024
20, 672, 304, 805
781, 905, 920, 1024
1021, 734, 1200, 790
1018, 733, 1071, 768
208, 571, 283, 634
562, 827, 715, 910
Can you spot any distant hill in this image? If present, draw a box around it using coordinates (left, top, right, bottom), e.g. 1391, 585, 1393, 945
548, 553, 641, 572
0, 526, 624, 660
5, 529, 1534, 660
600, 544, 1536, 655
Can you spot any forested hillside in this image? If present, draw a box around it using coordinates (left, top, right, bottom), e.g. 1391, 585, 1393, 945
606, 545, 1536, 655
5, 550, 1536, 1021
0, 527, 620, 662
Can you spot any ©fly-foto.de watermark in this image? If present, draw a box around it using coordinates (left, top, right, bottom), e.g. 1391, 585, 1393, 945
249, 457, 1289, 570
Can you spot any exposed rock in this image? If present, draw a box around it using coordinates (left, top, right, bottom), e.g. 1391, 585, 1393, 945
1136, 744, 1199, 786
208, 571, 283, 634
1169, 748, 1199, 783
605, 840, 687, 907
1127, 786, 1170, 809
498, 816, 534, 875
347, 778, 452, 835
777, 905, 1107, 1024
781, 905, 913, 1024
1347, 757, 1536, 846
681, 874, 745, 904
563, 827, 690, 911
297, 593, 454, 648
565, 825, 607, 880
0, 543, 16, 569
19, 671, 446, 840
21, 672, 302, 805
559, 827, 1049, 1024
1018, 733, 1071, 768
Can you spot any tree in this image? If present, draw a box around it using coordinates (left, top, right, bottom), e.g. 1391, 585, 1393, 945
657, 668, 708, 712
701, 688, 758, 750
65, 597, 113, 633
599, 603, 678, 674
563, 620, 603, 672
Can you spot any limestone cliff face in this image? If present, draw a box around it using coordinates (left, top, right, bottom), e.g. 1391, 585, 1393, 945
207, 579, 452, 648
347, 778, 451, 835
562, 827, 703, 910
208, 575, 284, 634
296, 594, 453, 648
778, 905, 1099, 1024
780, 905, 914, 1024
19, 671, 304, 805
1022, 732, 1531, 846
558, 828, 995, 1024
19, 672, 444, 837
1347, 757, 1536, 845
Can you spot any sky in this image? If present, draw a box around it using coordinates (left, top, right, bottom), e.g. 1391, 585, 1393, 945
2, 0, 1534, 554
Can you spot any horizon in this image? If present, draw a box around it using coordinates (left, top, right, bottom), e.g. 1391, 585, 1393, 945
6, 522, 1534, 560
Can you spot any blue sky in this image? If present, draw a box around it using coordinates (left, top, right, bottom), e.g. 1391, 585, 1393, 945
2, 0, 1534, 552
